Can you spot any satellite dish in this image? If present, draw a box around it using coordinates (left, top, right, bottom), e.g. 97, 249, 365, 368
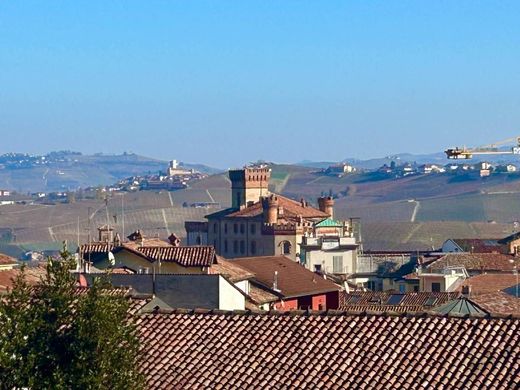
108, 252, 115, 266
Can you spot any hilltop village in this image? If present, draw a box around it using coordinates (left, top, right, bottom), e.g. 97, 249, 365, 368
1, 164, 518, 387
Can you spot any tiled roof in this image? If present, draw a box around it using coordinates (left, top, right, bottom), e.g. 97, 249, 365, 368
427, 253, 516, 272
340, 292, 459, 312
134, 246, 216, 267
451, 238, 507, 253
0, 265, 46, 292
78, 242, 114, 255
471, 292, 520, 315
208, 257, 255, 283
215, 194, 329, 220
0, 253, 17, 266
459, 273, 519, 295
136, 310, 520, 389
232, 256, 341, 298
247, 284, 279, 304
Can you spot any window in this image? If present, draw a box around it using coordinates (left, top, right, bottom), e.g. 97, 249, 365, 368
224, 240, 228, 253
240, 240, 245, 254
431, 282, 441, 292
399, 284, 406, 293
233, 240, 238, 253
413, 285, 420, 292
332, 256, 343, 273
387, 294, 404, 305
224, 223, 228, 234
213, 223, 218, 233
281, 241, 291, 255
233, 223, 238, 234
251, 240, 257, 255
250, 223, 256, 235
314, 264, 322, 273
240, 224, 245, 234
196, 236, 201, 245
367, 280, 377, 291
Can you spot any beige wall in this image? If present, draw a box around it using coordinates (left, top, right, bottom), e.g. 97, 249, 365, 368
305, 249, 356, 274
218, 276, 246, 310
96, 250, 206, 275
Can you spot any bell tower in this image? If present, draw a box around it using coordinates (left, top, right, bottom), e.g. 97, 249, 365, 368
229, 167, 271, 209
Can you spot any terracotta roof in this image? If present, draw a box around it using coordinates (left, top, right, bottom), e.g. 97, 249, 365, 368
133, 246, 216, 267
0, 253, 17, 266
78, 242, 114, 255
471, 292, 520, 315
136, 310, 520, 389
459, 273, 519, 295
232, 256, 341, 298
427, 253, 516, 272
208, 257, 255, 283
0, 265, 46, 292
247, 284, 280, 304
215, 194, 329, 220
123, 238, 172, 250
451, 238, 507, 253
340, 292, 459, 312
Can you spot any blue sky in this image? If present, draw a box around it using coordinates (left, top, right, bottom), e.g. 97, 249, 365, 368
1, 1, 520, 168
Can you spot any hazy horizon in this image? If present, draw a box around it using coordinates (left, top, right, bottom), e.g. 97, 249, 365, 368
2, 1, 520, 167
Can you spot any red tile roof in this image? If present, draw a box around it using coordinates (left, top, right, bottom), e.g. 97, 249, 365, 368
208, 257, 255, 283
0, 253, 17, 266
136, 310, 520, 389
427, 253, 516, 272
471, 292, 520, 315
459, 273, 519, 295
232, 256, 341, 298
134, 246, 217, 267
223, 194, 329, 220
0, 265, 46, 292
340, 291, 460, 312
451, 238, 507, 253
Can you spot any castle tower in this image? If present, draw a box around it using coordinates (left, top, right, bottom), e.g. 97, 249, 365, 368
262, 194, 279, 224
229, 167, 271, 209
318, 196, 335, 219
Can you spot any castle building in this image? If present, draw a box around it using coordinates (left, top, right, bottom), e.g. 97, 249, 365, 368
188, 167, 359, 267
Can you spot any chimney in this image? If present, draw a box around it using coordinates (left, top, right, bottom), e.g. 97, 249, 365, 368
461, 285, 471, 297
318, 196, 334, 219
272, 271, 281, 292
168, 233, 181, 247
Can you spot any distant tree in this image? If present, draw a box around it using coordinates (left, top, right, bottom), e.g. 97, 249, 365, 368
0, 248, 145, 389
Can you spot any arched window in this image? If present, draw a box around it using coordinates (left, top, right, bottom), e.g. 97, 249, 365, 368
250, 223, 256, 235
224, 223, 228, 234
280, 241, 291, 255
